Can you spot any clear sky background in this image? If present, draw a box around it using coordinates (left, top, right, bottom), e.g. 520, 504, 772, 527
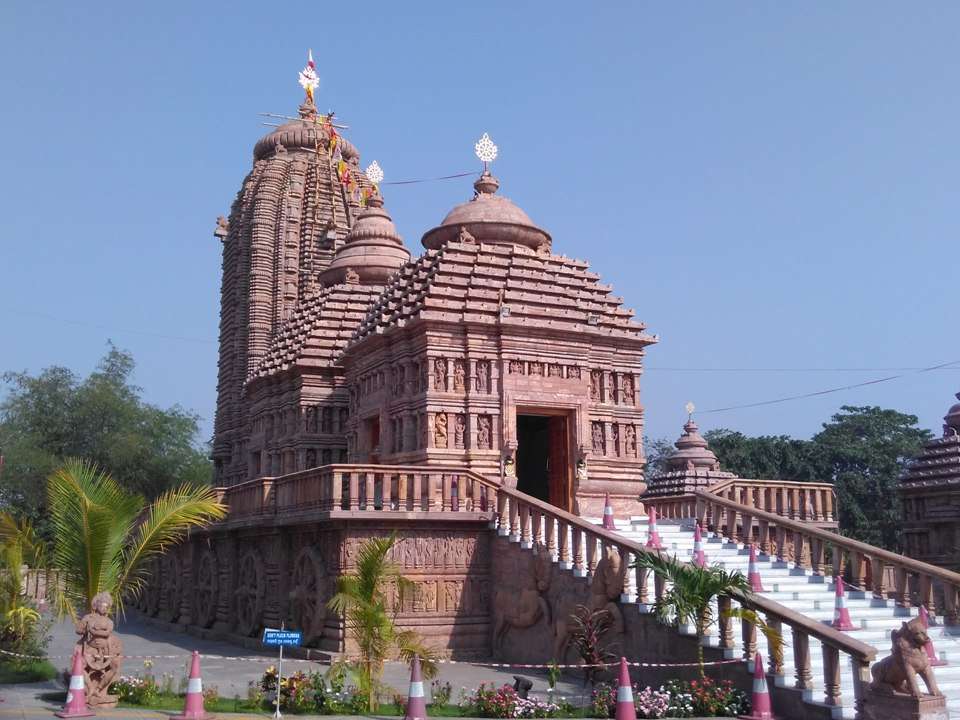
1, 2, 957, 447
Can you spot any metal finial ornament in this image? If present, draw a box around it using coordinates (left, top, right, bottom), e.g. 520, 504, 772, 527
474, 132, 498, 171
685, 401, 695, 420
298, 49, 319, 101
365, 160, 384, 186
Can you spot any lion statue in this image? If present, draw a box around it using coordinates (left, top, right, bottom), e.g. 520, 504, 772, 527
870, 616, 942, 697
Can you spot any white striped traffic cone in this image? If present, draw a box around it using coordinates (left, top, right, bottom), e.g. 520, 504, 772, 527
404, 655, 427, 720
614, 657, 636, 720
740, 651, 776, 720
55, 648, 94, 718
747, 544, 766, 592
692, 522, 707, 567
919, 605, 947, 666
645, 506, 663, 550
602, 494, 616, 530
832, 577, 855, 631
173, 651, 211, 720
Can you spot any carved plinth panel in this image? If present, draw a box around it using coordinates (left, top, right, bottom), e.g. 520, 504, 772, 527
193, 548, 219, 628
235, 547, 266, 637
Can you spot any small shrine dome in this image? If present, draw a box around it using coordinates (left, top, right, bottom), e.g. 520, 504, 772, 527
944, 392, 960, 436
666, 419, 722, 473
320, 191, 410, 286
421, 170, 552, 252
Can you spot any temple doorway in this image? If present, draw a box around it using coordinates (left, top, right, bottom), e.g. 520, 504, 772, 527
516, 412, 572, 512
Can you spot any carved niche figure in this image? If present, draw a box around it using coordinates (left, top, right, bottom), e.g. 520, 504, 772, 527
454, 414, 466, 449
591, 422, 606, 454
321, 407, 332, 433
477, 415, 492, 450
454, 360, 465, 390
548, 364, 562, 377
871, 617, 942, 697
338, 408, 348, 432
434, 358, 448, 391
622, 375, 635, 405
305, 406, 317, 433
435, 413, 449, 448
568, 366, 581, 380
625, 425, 637, 457
590, 370, 603, 401
529, 362, 544, 376
75, 592, 123, 707
476, 360, 491, 392
492, 544, 553, 652
458, 225, 476, 243
214, 215, 229, 239
611, 424, 620, 456
344, 267, 360, 284
509, 360, 525, 375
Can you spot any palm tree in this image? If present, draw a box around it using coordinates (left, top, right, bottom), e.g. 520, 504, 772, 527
0, 514, 46, 652
328, 533, 435, 712
633, 552, 751, 678
47, 458, 226, 618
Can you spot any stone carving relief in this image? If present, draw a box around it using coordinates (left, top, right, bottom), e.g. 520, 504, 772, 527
590, 370, 603, 401
477, 415, 492, 450
305, 406, 317, 433
476, 360, 491, 392
289, 547, 330, 646
568, 366, 581, 380
411, 581, 438, 613
444, 580, 464, 613
339, 408, 348, 432
235, 549, 266, 637
306, 449, 317, 468
75, 592, 123, 707
622, 375, 635, 405
161, 552, 183, 622
434, 358, 448, 391
509, 360, 525, 375
193, 549, 219, 629
591, 421, 606, 455
454, 360, 465, 390
625, 425, 637, 458
492, 544, 553, 652
454, 414, 466, 449
529, 362, 544, 376
611, 424, 620, 457
435, 412, 449, 449
548, 364, 562, 377
554, 546, 625, 660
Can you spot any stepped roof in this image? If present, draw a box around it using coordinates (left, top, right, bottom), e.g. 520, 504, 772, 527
348, 239, 656, 345
249, 283, 383, 381
900, 391, 960, 490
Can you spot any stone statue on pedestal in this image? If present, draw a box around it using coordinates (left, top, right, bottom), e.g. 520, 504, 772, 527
75, 592, 123, 708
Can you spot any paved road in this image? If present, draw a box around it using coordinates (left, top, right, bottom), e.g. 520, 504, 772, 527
1, 617, 594, 720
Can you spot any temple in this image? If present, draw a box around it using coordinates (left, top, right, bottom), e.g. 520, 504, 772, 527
141, 55, 960, 720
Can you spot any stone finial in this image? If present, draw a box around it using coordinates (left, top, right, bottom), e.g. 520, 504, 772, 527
474, 171, 500, 196
944, 391, 960, 437
666, 419, 721, 473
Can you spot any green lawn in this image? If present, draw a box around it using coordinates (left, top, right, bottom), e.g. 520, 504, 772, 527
0, 659, 58, 684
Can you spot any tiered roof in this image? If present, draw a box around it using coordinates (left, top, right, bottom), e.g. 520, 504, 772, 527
249, 283, 382, 380
900, 392, 960, 491
349, 240, 656, 344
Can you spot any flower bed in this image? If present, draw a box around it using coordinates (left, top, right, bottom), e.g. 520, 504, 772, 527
591, 678, 748, 718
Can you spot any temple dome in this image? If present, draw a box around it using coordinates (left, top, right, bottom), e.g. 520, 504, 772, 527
421, 172, 552, 252
945, 392, 960, 436
320, 192, 410, 286
666, 420, 721, 473
253, 102, 360, 162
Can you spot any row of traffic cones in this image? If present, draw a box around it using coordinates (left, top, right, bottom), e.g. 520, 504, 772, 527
56, 649, 210, 719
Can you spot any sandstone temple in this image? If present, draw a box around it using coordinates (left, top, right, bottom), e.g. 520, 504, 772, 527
141, 58, 960, 720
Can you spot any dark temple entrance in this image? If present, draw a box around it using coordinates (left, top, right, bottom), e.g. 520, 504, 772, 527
516, 413, 571, 511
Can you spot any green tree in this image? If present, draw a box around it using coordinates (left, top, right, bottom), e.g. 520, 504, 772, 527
0, 344, 212, 533
47, 459, 226, 618
328, 534, 435, 711
633, 553, 751, 678
0, 514, 47, 659
703, 429, 819, 482
642, 436, 676, 477
812, 406, 931, 550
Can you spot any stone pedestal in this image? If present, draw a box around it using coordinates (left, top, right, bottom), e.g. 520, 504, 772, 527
861, 690, 949, 720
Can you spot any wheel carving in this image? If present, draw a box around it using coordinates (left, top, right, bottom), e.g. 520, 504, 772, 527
289, 547, 329, 646
194, 550, 219, 628
235, 550, 265, 636
161, 552, 183, 621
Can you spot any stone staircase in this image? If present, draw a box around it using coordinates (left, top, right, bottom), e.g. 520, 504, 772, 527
596, 515, 960, 719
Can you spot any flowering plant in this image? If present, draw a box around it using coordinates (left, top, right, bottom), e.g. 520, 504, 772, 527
110, 674, 159, 705
459, 683, 562, 718
667, 678, 748, 717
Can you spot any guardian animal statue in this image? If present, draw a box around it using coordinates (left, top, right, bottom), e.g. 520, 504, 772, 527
870, 616, 942, 697
492, 544, 553, 652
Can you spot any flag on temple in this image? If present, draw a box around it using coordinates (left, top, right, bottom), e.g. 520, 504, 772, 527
298, 49, 319, 102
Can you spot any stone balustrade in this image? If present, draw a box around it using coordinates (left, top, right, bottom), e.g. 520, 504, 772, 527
648, 477, 837, 528
694, 489, 960, 621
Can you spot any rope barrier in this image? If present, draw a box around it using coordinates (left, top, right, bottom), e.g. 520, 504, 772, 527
0, 646, 741, 669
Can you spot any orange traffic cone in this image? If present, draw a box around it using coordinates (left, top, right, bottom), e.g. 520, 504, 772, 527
55, 648, 94, 718
832, 577, 855, 631
404, 655, 427, 720
602, 494, 616, 530
614, 657, 636, 720
739, 651, 776, 719
645, 507, 663, 550
747, 544, 766, 592
692, 522, 707, 567
919, 606, 947, 666
173, 651, 212, 720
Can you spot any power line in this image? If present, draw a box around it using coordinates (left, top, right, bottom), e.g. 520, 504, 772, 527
647, 366, 960, 372
698, 359, 960, 414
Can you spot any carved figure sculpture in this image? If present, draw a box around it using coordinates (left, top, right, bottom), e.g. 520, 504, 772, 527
434, 358, 448, 391
454, 414, 466, 449
871, 617, 942, 697
625, 425, 637, 457
458, 225, 476, 243
454, 360, 465, 390
478, 415, 492, 450
492, 544, 553, 652
590, 370, 602, 401
476, 360, 491, 392
75, 592, 123, 708
435, 413, 448, 448
622, 375, 635, 405
592, 422, 605, 454
344, 267, 360, 284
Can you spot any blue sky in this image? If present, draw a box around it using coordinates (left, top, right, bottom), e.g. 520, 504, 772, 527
1, 2, 957, 446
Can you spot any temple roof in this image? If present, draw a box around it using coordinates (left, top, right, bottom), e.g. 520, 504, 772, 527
666, 419, 722, 472
348, 239, 655, 345
320, 192, 410, 286
253, 101, 360, 163
248, 283, 383, 382
900, 391, 960, 491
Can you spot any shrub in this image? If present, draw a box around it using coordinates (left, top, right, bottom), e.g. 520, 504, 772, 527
459, 683, 562, 718
431, 679, 452, 706
591, 678, 745, 718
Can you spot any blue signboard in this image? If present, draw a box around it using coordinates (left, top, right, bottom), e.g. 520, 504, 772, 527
262, 629, 302, 647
